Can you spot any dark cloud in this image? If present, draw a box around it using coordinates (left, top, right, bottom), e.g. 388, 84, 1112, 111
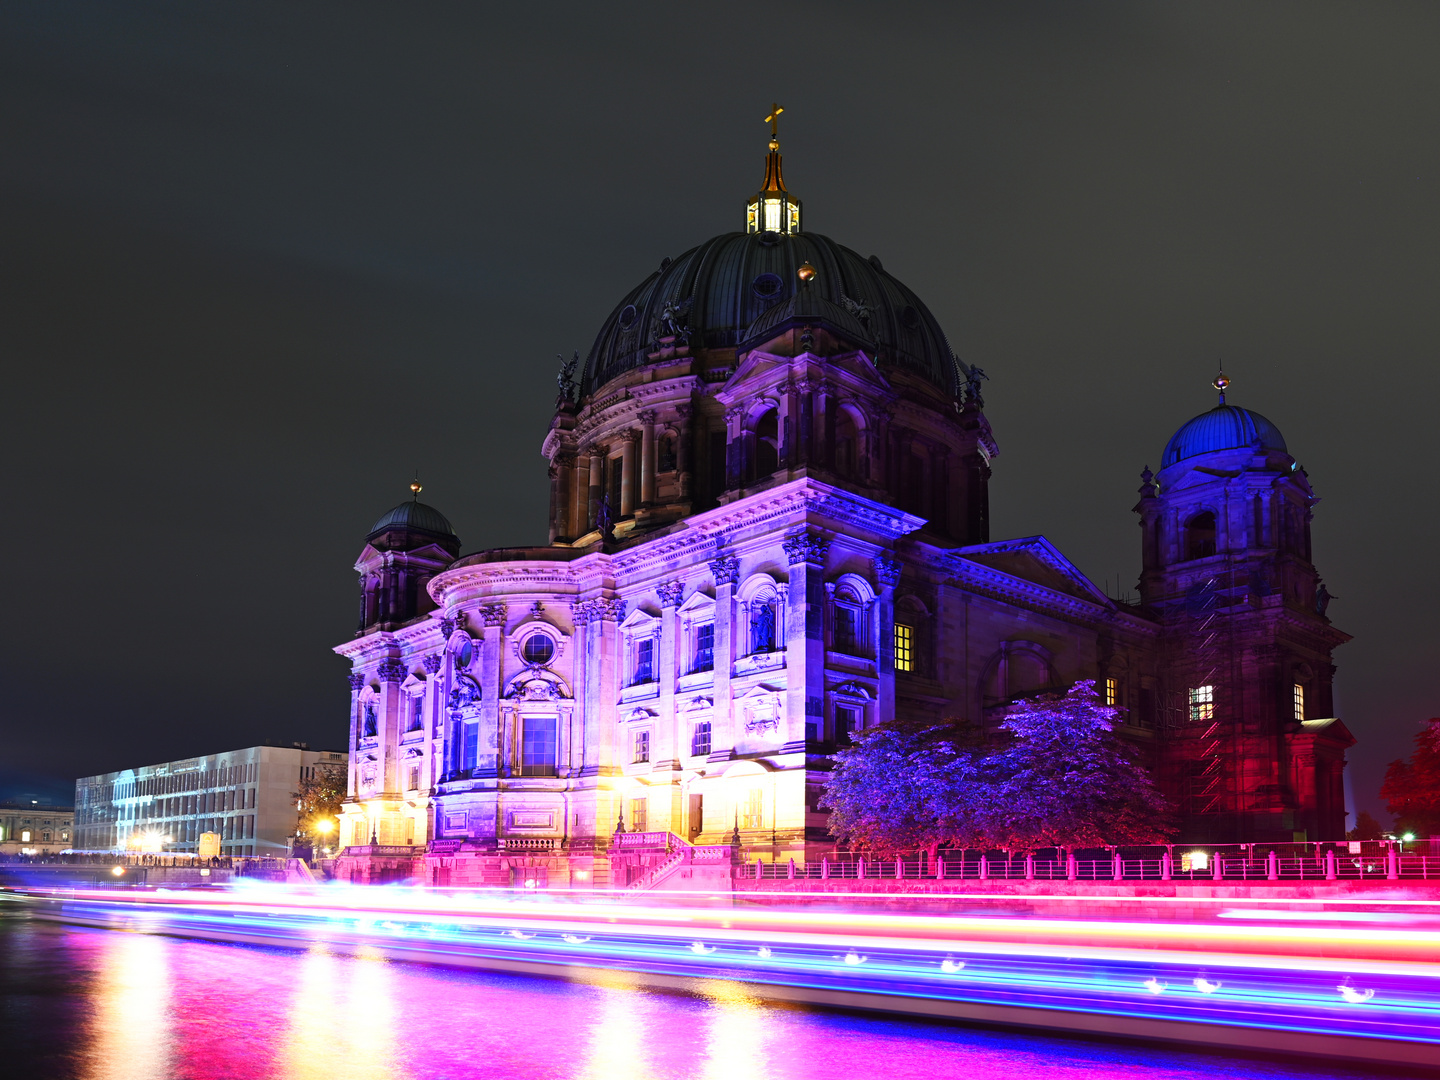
1, 2, 1435, 817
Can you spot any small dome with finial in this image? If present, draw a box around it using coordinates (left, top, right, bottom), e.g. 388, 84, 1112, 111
1160, 374, 1287, 468
367, 478, 459, 553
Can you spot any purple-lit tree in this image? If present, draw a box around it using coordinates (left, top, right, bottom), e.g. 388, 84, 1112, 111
984, 680, 1174, 850
823, 681, 1174, 854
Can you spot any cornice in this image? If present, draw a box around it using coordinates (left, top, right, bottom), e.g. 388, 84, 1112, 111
938, 556, 1158, 636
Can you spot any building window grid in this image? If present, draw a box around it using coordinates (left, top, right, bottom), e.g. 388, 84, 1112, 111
893, 624, 914, 672
521, 717, 559, 777
691, 720, 712, 757
693, 622, 715, 673
1293, 683, 1306, 722
631, 636, 656, 685
741, 788, 764, 830
1188, 685, 1215, 723
1104, 677, 1119, 707
633, 730, 650, 764
629, 797, 648, 833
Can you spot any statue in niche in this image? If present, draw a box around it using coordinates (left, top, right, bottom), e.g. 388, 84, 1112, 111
596, 493, 614, 540
362, 703, 378, 738
751, 602, 776, 653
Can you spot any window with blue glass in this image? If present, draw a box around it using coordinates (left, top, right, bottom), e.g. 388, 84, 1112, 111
520, 717, 558, 777
633, 638, 654, 684
691, 720, 711, 757
693, 623, 714, 672
407, 696, 424, 732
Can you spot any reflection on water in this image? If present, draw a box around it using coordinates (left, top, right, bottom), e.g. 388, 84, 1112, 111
0, 911, 1396, 1080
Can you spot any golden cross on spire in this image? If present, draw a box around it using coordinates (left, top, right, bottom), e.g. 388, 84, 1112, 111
765, 103, 784, 140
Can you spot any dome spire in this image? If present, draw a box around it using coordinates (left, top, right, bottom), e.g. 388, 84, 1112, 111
1213, 369, 1230, 405
747, 104, 801, 235
410, 472, 423, 499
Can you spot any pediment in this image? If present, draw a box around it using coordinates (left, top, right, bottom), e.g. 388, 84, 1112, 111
950, 536, 1109, 605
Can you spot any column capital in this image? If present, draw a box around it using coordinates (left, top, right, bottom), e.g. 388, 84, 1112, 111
709, 554, 740, 587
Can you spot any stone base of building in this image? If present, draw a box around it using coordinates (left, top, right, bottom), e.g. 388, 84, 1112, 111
332, 845, 425, 885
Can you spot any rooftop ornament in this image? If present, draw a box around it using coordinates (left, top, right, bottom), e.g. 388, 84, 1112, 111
746, 102, 802, 235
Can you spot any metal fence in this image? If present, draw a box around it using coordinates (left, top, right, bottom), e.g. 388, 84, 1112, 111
748, 841, 1440, 883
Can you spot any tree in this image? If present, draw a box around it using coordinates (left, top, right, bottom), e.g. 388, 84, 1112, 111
293, 765, 347, 842
824, 681, 1175, 853
1381, 718, 1440, 837
1346, 810, 1386, 841
984, 681, 1176, 850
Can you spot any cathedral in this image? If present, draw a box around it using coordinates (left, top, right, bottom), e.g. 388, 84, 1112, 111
334, 119, 1354, 887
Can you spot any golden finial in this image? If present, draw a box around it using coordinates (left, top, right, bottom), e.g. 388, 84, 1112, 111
410, 473, 423, 498
1212, 369, 1229, 405
797, 261, 816, 284
765, 102, 784, 147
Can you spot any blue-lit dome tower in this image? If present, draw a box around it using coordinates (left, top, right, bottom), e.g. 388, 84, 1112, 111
1135, 375, 1352, 843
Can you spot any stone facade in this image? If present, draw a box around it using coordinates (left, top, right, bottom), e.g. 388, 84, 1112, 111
0, 802, 73, 855
335, 145, 1355, 883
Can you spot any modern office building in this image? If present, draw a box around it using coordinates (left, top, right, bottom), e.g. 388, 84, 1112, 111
73, 744, 347, 856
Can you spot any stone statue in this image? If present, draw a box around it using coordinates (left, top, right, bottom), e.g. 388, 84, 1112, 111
1315, 583, 1335, 617
751, 603, 776, 653
595, 493, 614, 540
556, 352, 579, 401
965, 365, 989, 408
658, 297, 692, 344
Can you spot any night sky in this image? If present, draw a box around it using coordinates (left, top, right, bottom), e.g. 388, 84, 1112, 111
2, 4, 1436, 818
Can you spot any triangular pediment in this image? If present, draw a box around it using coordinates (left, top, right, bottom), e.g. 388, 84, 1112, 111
950, 536, 1110, 605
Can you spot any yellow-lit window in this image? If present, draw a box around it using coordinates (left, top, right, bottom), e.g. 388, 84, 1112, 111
20, 830, 30, 842
741, 788, 764, 830
1188, 685, 1215, 723
629, 797, 647, 833
1104, 678, 1119, 707
1293, 683, 1305, 722
894, 624, 914, 673
763, 199, 781, 231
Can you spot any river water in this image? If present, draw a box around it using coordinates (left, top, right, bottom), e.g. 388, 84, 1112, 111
0, 908, 1398, 1080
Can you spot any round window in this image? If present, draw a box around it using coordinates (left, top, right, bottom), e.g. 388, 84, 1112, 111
618, 303, 638, 329
456, 639, 474, 669
752, 272, 784, 299
522, 633, 555, 666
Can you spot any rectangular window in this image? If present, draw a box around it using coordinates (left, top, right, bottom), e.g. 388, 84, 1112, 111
741, 788, 764, 830
634, 638, 654, 684
520, 718, 558, 777
691, 721, 711, 758
1188, 685, 1215, 723
693, 623, 714, 672
409, 697, 424, 732
893, 624, 913, 672
629, 797, 648, 833
834, 606, 859, 654
408, 765, 421, 791
633, 730, 650, 764
835, 705, 860, 746
1293, 683, 1305, 722
1105, 677, 1119, 707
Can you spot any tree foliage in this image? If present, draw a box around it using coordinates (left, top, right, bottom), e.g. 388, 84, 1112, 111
824, 681, 1175, 853
1381, 718, 1440, 837
293, 765, 347, 840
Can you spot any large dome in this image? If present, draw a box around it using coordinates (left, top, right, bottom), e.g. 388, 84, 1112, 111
1161, 404, 1287, 468
580, 231, 966, 399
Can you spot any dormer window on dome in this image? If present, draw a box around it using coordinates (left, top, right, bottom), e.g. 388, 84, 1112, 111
746, 104, 802, 235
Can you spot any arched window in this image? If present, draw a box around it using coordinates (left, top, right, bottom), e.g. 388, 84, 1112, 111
831, 583, 868, 657
752, 408, 779, 479
658, 435, 677, 474
1186, 511, 1217, 560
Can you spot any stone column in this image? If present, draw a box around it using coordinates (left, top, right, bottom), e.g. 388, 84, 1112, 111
658, 580, 683, 768
874, 555, 902, 729
638, 411, 657, 507
620, 430, 640, 518
347, 673, 365, 799
378, 658, 408, 795
813, 382, 832, 468
776, 381, 796, 468
551, 454, 575, 543
796, 379, 814, 466
480, 605, 505, 778
588, 447, 603, 531
547, 462, 563, 544
675, 404, 693, 497
597, 597, 625, 769
709, 554, 739, 755
724, 407, 744, 490
572, 601, 596, 776
573, 450, 591, 538
783, 533, 830, 752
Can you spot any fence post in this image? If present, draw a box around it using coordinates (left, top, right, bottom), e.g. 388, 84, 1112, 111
1386, 846, 1399, 881
1160, 851, 1172, 881
895, 855, 904, 880
1066, 852, 1077, 881
1025, 853, 1035, 880
788, 858, 796, 879
821, 856, 829, 880
1267, 850, 1279, 881
979, 854, 988, 881
857, 855, 866, 880
1212, 853, 1223, 881
1112, 851, 1123, 881
1325, 849, 1337, 881
936, 854, 945, 880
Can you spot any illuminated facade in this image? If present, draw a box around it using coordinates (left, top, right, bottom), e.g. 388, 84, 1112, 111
73, 745, 347, 856
336, 124, 1354, 884
0, 801, 73, 855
